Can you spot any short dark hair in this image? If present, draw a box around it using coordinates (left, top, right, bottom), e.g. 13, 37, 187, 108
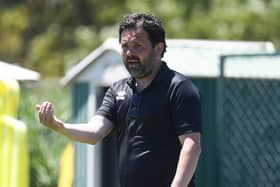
119, 13, 167, 57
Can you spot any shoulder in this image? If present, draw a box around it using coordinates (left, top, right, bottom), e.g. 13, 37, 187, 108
169, 69, 200, 97
108, 77, 130, 92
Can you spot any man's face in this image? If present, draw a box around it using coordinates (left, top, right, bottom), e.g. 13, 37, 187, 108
120, 25, 158, 79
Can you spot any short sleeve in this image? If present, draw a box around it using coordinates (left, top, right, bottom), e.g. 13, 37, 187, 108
170, 80, 202, 135
95, 86, 116, 123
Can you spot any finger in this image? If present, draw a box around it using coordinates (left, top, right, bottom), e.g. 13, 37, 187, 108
46, 103, 53, 114
39, 103, 45, 123
45, 102, 53, 120
45, 102, 55, 125
40, 102, 50, 123
42, 101, 49, 111
35, 104, 41, 111
37, 103, 45, 122
45, 104, 53, 124
39, 101, 46, 113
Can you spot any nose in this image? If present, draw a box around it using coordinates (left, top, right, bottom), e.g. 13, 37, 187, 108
126, 48, 134, 56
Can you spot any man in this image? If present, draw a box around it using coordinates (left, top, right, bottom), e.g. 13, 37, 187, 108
36, 13, 202, 187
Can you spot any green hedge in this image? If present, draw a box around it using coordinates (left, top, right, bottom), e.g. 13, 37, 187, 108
18, 80, 71, 187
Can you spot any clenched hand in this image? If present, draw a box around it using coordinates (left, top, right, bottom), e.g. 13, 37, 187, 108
36, 101, 59, 129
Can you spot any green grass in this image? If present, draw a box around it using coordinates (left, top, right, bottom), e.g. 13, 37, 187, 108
18, 79, 71, 187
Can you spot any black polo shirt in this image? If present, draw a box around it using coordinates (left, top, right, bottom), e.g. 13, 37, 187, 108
96, 62, 201, 187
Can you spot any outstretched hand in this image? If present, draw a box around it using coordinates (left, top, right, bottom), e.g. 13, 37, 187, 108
36, 101, 58, 128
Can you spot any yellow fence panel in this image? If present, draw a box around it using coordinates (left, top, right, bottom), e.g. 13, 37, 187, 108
0, 116, 29, 187
0, 79, 29, 187
58, 143, 74, 187
0, 79, 20, 117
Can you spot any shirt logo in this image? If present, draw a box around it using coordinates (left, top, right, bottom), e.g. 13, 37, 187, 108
116, 91, 126, 100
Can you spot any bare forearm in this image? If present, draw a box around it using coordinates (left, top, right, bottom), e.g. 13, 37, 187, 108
171, 134, 201, 187
51, 118, 102, 144
36, 102, 113, 145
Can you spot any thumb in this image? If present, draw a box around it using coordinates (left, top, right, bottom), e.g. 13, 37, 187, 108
35, 104, 41, 111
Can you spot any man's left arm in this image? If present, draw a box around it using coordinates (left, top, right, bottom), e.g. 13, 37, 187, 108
171, 132, 201, 187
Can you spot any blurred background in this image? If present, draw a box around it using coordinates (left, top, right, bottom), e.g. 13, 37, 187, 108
1, 0, 280, 187
1, 0, 280, 77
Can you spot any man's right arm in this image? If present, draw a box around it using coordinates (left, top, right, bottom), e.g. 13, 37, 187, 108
36, 101, 114, 145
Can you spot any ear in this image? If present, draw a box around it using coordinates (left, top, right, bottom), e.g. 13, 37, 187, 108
155, 42, 164, 56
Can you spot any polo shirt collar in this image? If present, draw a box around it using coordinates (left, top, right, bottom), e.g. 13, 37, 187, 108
127, 77, 136, 89
151, 61, 169, 85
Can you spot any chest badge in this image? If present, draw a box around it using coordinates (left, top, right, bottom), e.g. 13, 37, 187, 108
116, 91, 126, 100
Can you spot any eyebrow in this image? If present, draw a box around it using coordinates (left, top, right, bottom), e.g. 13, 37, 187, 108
121, 38, 146, 44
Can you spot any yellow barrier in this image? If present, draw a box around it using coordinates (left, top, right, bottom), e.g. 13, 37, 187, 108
0, 79, 29, 187
58, 143, 74, 187
0, 116, 29, 187
0, 79, 20, 117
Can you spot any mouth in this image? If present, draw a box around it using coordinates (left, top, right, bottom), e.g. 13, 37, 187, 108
127, 58, 140, 68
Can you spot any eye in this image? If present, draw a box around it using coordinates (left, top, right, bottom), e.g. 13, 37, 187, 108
121, 43, 128, 50
133, 43, 143, 50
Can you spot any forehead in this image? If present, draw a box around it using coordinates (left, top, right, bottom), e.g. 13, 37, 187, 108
120, 26, 149, 42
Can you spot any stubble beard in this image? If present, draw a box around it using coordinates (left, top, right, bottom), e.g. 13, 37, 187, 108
127, 63, 153, 79
125, 52, 156, 79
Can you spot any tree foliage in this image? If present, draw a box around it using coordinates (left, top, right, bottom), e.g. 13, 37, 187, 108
0, 0, 279, 77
